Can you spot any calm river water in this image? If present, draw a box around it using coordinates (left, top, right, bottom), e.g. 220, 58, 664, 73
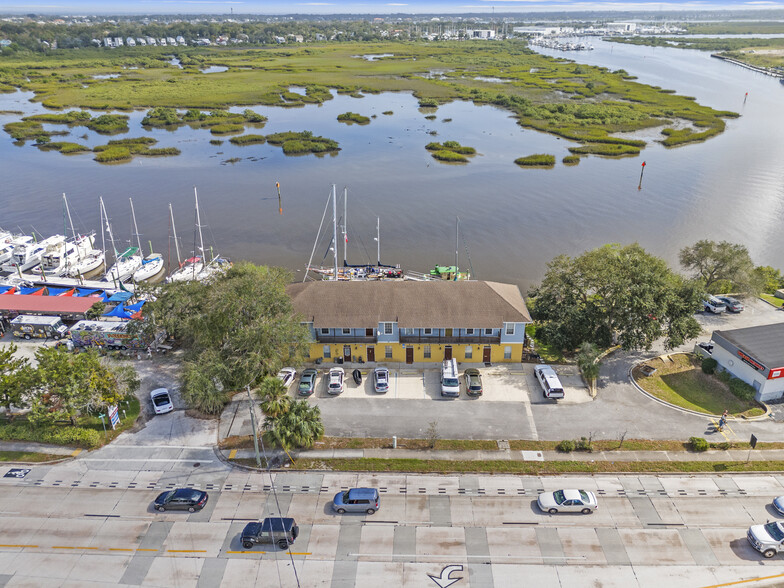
1, 38, 783, 292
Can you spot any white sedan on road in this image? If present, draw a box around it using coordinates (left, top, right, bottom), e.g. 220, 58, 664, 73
537, 489, 598, 514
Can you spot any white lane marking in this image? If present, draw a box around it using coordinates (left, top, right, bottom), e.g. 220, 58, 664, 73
77, 459, 215, 463
95, 445, 213, 450
348, 553, 586, 560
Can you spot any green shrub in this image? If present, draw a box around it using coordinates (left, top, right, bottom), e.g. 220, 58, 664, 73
556, 439, 575, 452
515, 154, 556, 167
210, 139, 223, 145
576, 436, 592, 452
0, 423, 102, 449
690, 436, 709, 452
568, 144, 641, 156
382, 110, 393, 115
86, 114, 129, 134
728, 377, 755, 401
717, 371, 732, 384
563, 155, 580, 164
418, 98, 439, 107
701, 357, 718, 374
38, 141, 90, 154
106, 137, 157, 146
94, 146, 131, 163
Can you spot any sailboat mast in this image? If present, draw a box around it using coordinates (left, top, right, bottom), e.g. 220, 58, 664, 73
376, 217, 380, 267
342, 187, 347, 268
129, 197, 143, 252
99, 197, 106, 268
169, 203, 181, 267
332, 184, 338, 281
455, 217, 459, 281
194, 187, 207, 263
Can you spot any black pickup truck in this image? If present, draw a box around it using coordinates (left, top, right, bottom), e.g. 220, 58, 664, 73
241, 517, 299, 550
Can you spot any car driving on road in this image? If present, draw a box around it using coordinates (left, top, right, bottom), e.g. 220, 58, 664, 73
154, 488, 208, 513
537, 489, 598, 514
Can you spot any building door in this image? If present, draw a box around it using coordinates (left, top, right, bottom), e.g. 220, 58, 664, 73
366, 328, 374, 337
445, 328, 453, 338
444, 346, 452, 360
367, 346, 375, 362
483, 346, 491, 363
343, 345, 352, 363
406, 347, 414, 364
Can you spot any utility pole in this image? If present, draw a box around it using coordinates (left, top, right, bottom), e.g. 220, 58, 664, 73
247, 385, 261, 467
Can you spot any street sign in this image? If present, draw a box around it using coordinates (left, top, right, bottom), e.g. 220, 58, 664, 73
109, 404, 119, 430
750, 434, 758, 449
4, 468, 31, 479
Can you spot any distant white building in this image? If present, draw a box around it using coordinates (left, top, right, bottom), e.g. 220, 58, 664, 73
166, 37, 177, 46
176, 36, 186, 45
114, 37, 123, 47
103, 37, 113, 48
513, 26, 572, 36
125, 37, 136, 47
274, 36, 286, 44
136, 37, 147, 46
466, 29, 496, 40
607, 22, 637, 33
146, 37, 157, 46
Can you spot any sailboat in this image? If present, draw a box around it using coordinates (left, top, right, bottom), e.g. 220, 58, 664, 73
129, 197, 165, 283
101, 197, 143, 283
304, 186, 402, 281
5, 234, 66, 272
167, 187, 231, 283
428, 217, 471, 281
0, 233, 33, 267
34, 194, 101, 278
60, 194, 105, 279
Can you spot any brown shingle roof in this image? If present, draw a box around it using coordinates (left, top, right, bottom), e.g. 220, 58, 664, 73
287, 280, 531, 328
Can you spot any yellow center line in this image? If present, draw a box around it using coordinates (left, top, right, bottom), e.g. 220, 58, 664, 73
52, 546, 75, 549
167, 549, 207, 553
136, 548, 158, 552
228, 449, 237, 459
109, 548, 135, 552
0, 544, 38, 548
701, 571, 784, 588
71, 449, 82, 457
226, 550, 266, 554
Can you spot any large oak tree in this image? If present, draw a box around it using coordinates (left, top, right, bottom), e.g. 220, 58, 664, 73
529, 243, 702, 352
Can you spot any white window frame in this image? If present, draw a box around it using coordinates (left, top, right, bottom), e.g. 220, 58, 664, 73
466, 328, 475, 335
423, 345, 431, 359
424, 328, 433, 335
384, 322, 393, 335
506, 324, 515, 335
385, 345, 393, 359
485, 328, 493, 335
323, 345, 331, 358
465, 346, 473, 359
321, 328, 330, 335
342, 328, 351, 335
504, 346, 512, 359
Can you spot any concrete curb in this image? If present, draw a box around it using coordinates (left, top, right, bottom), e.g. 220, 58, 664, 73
628, 357, 772, 421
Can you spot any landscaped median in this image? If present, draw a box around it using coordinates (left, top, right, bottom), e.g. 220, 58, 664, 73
0, 451, 69, 463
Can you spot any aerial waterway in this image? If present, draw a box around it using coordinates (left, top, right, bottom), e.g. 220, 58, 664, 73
0, 38, 782, 292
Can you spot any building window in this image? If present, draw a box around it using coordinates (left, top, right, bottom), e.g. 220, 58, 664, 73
485, 328, 493, 335
342, 328, 351, 335
506, 324, 515, 335
384, 322, 393, 335
465, 346, 472, 359
323, 345, 331, 358
385, 345, 393, 359
424, 328, 432, 335
504, 346, 512, 359
424, 345, 431, 359
466, 328, 474, 335
321, 328, 329, 335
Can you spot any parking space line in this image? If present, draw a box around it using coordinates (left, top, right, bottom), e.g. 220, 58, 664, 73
228, 449, 237, 459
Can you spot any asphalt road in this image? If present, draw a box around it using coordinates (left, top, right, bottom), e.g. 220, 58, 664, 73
2, 471, 784, 587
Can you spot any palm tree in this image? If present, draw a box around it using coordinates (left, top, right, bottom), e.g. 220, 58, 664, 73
264, 400, 324, 450
257, 375, 290, 419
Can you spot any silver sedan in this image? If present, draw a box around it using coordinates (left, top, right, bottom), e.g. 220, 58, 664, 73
537, 489, 598, 514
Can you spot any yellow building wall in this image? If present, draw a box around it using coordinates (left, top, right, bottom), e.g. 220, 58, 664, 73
308, 342, 525, 364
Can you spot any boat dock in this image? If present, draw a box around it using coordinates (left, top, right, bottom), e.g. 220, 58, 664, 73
711, 54, 784, 79
4, 271, 133, 293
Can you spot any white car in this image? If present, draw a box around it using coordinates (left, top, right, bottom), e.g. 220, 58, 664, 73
276, 368, 297, 388
150, 388, 174, 415
703, 296, 726, 314
537, 489, 598, 514
534, 364, 565, 399
327, 367, 345, 395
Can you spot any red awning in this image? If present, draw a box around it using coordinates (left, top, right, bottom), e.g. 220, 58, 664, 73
0, 294, 97, 315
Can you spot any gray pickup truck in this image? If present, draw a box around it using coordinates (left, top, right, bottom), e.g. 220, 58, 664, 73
241, 517, 299, 550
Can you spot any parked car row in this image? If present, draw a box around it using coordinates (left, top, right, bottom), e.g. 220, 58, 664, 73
703, 295, 745, 314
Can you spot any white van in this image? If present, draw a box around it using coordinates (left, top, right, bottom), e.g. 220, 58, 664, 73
440, 359, 460, 398
534, 364, 565, 399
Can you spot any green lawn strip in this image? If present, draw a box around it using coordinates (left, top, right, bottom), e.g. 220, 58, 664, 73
0, 451, 66, 463
633, 354, 763, 416
285, 458, 784, 474
761, 294, 784, 308
0, 395, 140, 449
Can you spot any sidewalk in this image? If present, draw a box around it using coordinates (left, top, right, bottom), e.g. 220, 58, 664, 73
224, 446, 784, 463
0, 440, 80, 456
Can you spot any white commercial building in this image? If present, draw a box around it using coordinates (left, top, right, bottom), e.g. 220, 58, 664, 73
710, 324, 784, 402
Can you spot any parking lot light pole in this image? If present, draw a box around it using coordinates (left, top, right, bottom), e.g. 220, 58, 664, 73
247, 385, 262, 467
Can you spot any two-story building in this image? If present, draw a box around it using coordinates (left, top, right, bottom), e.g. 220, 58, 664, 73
287, 280, 531, 364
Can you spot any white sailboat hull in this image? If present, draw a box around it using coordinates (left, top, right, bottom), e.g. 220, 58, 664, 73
133, 254, 165, 282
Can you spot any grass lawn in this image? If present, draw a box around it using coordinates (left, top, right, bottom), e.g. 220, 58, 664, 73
0, 451, 66, 462
633, 353, 764, 417
761, 293, 784, 308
